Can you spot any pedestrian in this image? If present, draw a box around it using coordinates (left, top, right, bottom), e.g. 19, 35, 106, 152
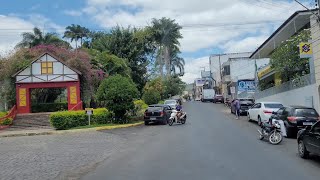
234, 99, 240, 119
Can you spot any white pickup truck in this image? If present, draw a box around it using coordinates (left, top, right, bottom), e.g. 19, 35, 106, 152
201, 89, 215, 102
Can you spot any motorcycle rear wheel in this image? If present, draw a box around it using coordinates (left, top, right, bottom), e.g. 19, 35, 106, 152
269, 131, 282, 145
168, 118, 174, 126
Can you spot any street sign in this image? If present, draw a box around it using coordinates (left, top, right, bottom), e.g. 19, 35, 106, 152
230, 87, 236, 94
85, 108, 94, 126
85, 108, 93, 115
299, 42, 313, 58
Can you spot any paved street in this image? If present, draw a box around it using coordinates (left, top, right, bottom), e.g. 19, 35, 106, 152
1, 102, 320, 180
83, 102, 320, 180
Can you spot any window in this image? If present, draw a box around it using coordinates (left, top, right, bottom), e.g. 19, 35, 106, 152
277, 108, 284, 115
283, 108, 290, 116
252, 103, 261, 109
41, 62, 53, 74
294, 108, 319, 118
264, 103, 283, 109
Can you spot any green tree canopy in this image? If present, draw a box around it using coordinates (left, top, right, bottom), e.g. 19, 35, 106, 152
163, 75, 186, 98
89, 49, 131, 77
150, 17, 183, 77
270, 29, 311, 82
16, 27, 70, 48
91, 26, 156, 92
142, 90, 161, 105
96, 75, 139, 120
63, 24, 90, 48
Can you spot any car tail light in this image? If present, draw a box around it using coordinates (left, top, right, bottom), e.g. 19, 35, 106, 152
160, 111, 164, 116
263, 110, 272, 114
287, 116, 297, 123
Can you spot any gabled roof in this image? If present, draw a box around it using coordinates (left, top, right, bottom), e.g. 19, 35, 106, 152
250, 9, 316, 59
12, 52, 82, 77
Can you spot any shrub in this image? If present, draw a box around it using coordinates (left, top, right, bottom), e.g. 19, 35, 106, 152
0, 118, 13, 125
0, 112, 7, 118
50, 108, 112, 130
133, 100, 148, 116
32, 103, 68, 113
142, 90, 161, 105
158, 100, 164, 104
96, 75, 139, 120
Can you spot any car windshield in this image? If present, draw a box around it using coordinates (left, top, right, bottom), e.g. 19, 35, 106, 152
147, 106, 163, 111
294, 108, 319, 118
264, 103, 283, 108
164, 100, 176, 104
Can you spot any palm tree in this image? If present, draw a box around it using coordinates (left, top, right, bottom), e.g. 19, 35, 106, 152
171, 55, 185, 76
151, 18, 182, 77
16, 27, 69, 48
63, 24, 90, 48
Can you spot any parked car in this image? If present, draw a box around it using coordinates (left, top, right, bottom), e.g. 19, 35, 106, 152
297, 121, 320, 158
247, 102, 283, 124
164, 99, 179, 109
213, 94, 224, 103
144, 104, 172, 125
271, 106, 319, 138
231, 99, 254, 115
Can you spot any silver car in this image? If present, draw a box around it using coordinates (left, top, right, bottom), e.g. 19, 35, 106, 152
164, 100, 179, 109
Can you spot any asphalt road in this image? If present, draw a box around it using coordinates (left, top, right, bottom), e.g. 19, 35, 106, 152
83, 102, 320, 180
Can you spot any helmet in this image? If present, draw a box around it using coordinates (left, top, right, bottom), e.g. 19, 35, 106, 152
176, 105, 182, 111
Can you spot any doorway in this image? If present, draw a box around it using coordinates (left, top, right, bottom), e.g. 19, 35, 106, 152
31, 88, 68, 113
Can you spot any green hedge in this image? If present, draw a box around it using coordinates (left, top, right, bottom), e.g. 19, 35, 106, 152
0, 112, 7, 118
50, 108, 113, 130
32, 103, 68, 113
0, 118, 13, 125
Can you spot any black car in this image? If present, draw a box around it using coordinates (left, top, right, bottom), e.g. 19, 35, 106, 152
271, 106, 319, 138
213, 94, 224, 103
297, 121, 320, 158
231, 99, 254, 115
144, 104, 172, 125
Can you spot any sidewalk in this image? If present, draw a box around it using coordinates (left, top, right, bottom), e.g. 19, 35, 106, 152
0, 122, 144, 138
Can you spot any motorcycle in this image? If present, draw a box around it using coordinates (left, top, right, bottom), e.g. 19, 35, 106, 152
258, 120, 283, 145
168, 110, 187, 126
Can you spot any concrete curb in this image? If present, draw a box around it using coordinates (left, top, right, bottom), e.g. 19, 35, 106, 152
0, 122, 144, 138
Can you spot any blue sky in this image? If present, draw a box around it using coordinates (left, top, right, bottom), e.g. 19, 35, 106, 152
0, 0, 311, 82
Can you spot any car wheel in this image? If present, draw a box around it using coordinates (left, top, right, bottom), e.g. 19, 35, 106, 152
247, 113, 251, 122
258, 116, 262, 126
144, 121, 149, 125
298, 140, 309, 159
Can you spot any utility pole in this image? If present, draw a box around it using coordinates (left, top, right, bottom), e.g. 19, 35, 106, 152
218, 54, 222, 94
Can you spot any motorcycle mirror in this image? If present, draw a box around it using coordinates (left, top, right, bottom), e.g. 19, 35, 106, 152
272, 111, 277, 115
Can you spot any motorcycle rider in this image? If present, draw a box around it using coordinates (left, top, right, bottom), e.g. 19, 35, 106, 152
176, 104, 183, 120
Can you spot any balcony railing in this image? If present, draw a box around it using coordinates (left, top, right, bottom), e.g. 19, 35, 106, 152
254, 74, 313, 99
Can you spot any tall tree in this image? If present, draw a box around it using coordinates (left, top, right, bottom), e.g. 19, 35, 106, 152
16, 27, 69, 48
91, 26, 156, 92
63, 24, 89, 48
151, 17, 182, 77
171, 55, 185, 76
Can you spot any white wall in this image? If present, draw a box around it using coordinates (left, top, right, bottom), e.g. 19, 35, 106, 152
230, 58, 269, 81
256, 84, 320, 112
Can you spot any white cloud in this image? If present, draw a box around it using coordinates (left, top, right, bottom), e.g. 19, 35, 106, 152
181, 56, 209, 83
0, 15, 33, 56
222, 35, 270, 53
64, 10, 83, 17
0, 14, 64, 56
82, 0, 305, 53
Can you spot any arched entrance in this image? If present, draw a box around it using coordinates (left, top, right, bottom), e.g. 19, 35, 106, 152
13, 52, 82, 114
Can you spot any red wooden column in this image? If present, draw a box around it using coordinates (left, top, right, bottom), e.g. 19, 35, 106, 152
16, 84, 31, 114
